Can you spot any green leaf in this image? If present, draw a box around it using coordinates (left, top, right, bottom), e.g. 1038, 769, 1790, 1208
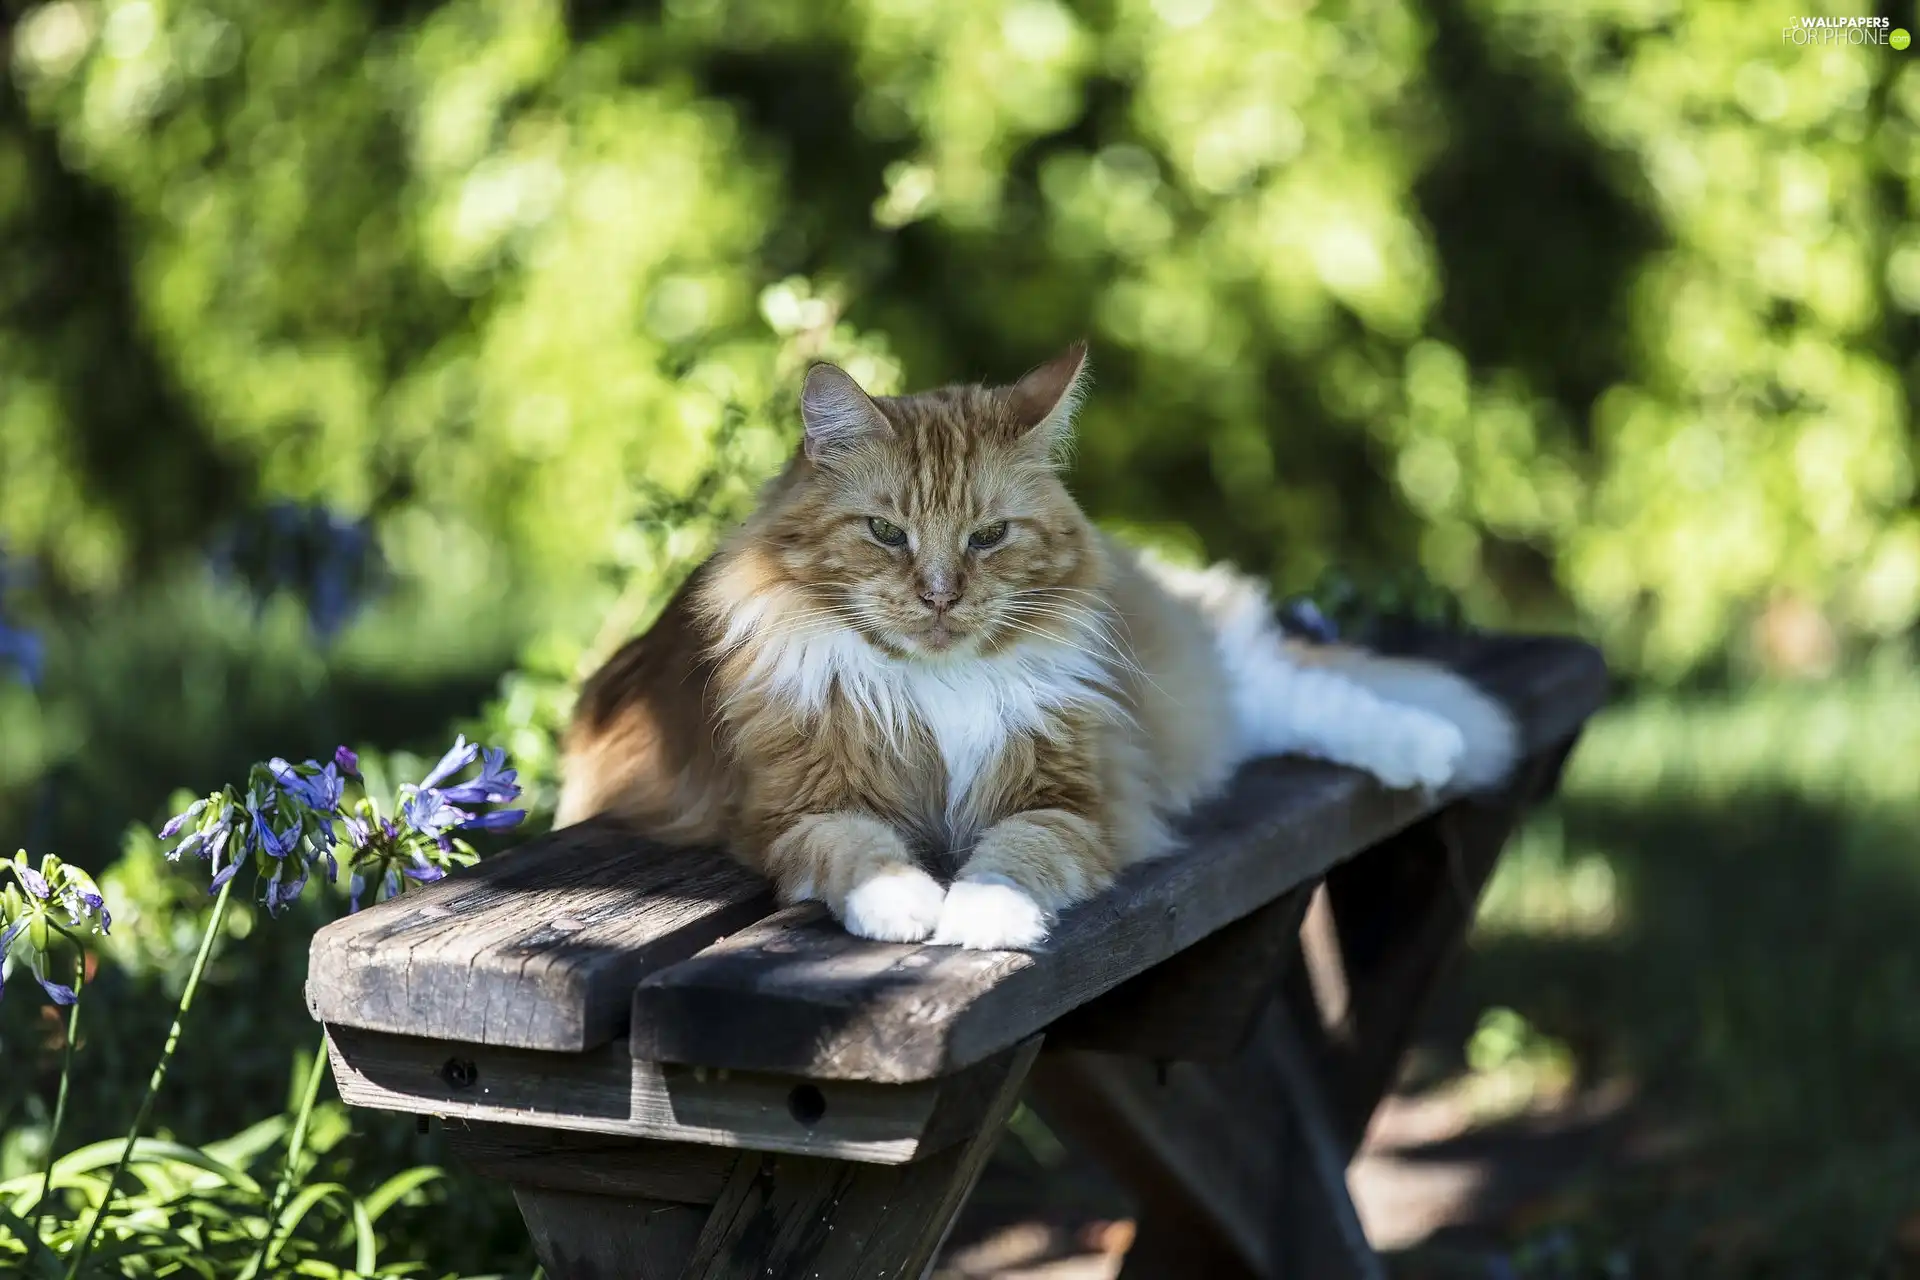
351, 1195, 377, 1274
359, 1167, 443, 1226
271, 1180, 352, 1258
51, 1139, 263, 1196
0, 1202, 65, 1279
201, 1116, 291, 1171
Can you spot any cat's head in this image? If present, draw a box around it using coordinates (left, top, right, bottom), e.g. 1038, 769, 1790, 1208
745, 343, 1106, 661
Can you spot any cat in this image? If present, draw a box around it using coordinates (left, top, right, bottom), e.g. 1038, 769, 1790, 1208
555, 343, 1518, 950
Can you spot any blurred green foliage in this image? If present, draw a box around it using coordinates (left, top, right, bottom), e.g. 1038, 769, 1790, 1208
2, 0, 1916, 682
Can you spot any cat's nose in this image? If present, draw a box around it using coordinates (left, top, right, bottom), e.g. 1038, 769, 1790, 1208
917, 572, 962, 611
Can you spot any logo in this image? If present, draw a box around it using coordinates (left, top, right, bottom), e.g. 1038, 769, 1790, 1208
1896, 28, 1913, 49
1783, 15, 1899, 45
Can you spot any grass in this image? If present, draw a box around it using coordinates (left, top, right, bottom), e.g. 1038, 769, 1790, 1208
1390, 650, 1920, 1278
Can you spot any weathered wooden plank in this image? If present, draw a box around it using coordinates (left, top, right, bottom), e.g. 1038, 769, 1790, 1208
681, 1039, 1040, 1280
306, 817, 773, 1052
441, 1121, 737, 1204
514, 1186, 709, 1280
1047, 884, 1315, 1060
629, 637, 1603, 1084
327, 1022, 971, 1164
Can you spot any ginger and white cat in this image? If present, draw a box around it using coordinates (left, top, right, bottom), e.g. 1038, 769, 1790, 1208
556, 344, 1517, 950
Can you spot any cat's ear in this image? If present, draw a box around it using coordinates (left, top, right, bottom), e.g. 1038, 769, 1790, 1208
801, 363, 891, 464
1006, 341, 1090, 462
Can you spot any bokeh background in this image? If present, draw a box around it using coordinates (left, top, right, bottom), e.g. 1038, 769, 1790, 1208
2, 0, 1919, 1274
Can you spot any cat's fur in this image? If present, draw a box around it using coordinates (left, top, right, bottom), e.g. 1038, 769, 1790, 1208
556, 344, 1518, 949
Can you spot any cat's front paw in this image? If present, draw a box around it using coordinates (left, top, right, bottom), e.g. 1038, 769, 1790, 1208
842, 867, 947, 943
931, 877, 1049, 950
1361, 710, 1465, 791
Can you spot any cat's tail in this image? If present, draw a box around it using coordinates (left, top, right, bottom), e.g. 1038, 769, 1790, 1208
1137, 555, 1520, 793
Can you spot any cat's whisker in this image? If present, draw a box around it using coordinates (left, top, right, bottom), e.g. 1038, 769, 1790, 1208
989, 614, 1140, 681
1000, 602, 1135, 664
999, 604, 1171, 700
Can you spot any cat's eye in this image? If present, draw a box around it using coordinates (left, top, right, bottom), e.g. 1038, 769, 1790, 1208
867, 517, 908, 547
968, 521, 1010, 549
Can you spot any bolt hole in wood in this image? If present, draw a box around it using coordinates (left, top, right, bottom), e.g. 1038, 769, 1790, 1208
439, 1058, 479, 1090
787, 1083, 828, 1127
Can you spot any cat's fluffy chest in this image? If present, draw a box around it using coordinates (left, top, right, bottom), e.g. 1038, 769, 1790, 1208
733, 620, 1115, 838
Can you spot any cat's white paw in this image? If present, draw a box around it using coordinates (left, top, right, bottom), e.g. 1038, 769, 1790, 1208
1359, 710, 1465, 791
931, 877, 1050, 950
842, 867, 946, 943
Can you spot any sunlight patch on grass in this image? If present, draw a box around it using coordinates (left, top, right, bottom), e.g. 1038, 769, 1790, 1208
1479, 654, 1920, 943
1477, 813, 1623, 940
1564, 652, 1920, 812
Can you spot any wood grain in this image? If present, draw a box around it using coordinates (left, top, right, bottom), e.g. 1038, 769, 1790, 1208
1047, 883, 1315, 1061
306, 816, 773, 1051
325, 1022, 951, 1163
441, 1121, 738, 1204
514, 1186, 708, 1280
681, 1040, 1040, 1280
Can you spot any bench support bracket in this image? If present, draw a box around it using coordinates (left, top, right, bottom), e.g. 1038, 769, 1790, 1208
451, 1040, 1039, 1280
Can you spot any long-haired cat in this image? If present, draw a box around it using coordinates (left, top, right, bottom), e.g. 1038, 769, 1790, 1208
556, 344, 1517, 950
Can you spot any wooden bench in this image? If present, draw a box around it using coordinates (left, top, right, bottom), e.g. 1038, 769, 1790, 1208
306, 630, 1606, 1280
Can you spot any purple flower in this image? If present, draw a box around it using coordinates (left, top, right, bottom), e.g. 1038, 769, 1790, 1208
56, 868, 111, 935
18, 864, 49, 900
458, 808, 526, 833
264, 861, 308, 915
0, 918, 76, 1006
206, 828, 238, 891
348, 872, 367, 914
341, 814, 372, 851
0, 622, 41, 690
441, 746, 520, 807
247, 797, 299, 860
159, 799, 209, 840
36, 970, 76, 1006
403, 855, 447, 885
0, 918, 22, 1003
269, 759, 344, 812
334, 745, 360, 778
419, 736, 479, 791
400, 790, 466, 840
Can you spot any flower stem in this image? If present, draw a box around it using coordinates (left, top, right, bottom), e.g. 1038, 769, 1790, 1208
36, 951, 84, 1234
247, 1030, 331, 1276
64, 878, 233, 1280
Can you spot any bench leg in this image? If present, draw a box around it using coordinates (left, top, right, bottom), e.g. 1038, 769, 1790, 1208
1305, 742, 1576, 1148
1032, 1007, 1383, 1280
1031, 886, 1382, 1279
445, 1039, 1038, 1280
513, 1187, 709, 1279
